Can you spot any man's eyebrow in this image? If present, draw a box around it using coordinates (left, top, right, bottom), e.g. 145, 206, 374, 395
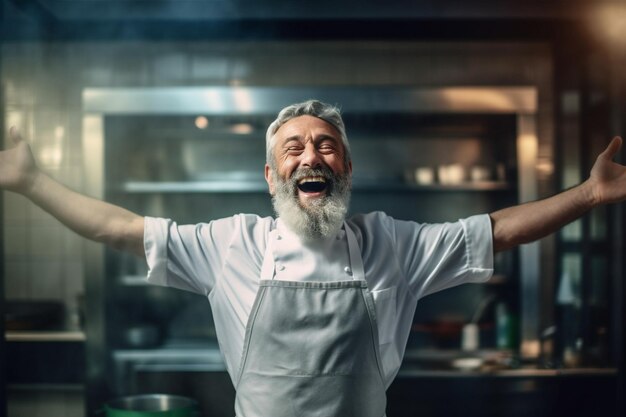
314, 134, 340, 143
281, 136, 303, 145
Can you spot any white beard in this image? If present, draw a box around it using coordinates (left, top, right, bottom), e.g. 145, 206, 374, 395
271, 166, 351, 242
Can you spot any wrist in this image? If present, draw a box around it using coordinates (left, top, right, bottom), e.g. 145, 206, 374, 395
580, 179, 601, 209
22, 170, 46, 199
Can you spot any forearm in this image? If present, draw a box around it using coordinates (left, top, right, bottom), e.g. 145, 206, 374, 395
25, 172, 145, 257
490, 180, 598, 252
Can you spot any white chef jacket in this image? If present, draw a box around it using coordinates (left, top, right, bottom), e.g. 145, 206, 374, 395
144, 211, 494, 387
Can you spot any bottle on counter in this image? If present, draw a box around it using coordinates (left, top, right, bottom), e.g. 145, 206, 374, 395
557, 271, 582, 367
496, 302, 512, 350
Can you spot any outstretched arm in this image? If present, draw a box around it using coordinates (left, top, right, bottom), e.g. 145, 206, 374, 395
0, 128, 145, 257
490, 136, 625, 252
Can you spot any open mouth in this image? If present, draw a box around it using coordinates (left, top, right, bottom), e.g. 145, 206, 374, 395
296, 176, 328, 194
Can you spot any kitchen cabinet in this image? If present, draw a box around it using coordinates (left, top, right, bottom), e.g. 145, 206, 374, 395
5, 338, 85, 384
3, 302, 86, 414
388, 369, 618, 417
549, 44, 622, 372
3, 300, 86, 384
3, 334, 86, 417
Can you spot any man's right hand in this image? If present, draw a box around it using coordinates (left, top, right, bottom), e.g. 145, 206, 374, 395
1, 127, 146, 258
0, 127, 40, 195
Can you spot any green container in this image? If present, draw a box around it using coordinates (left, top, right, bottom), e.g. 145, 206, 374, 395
103, 394, 198, 417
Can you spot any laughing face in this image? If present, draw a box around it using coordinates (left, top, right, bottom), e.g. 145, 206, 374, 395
265, 115, 353, 241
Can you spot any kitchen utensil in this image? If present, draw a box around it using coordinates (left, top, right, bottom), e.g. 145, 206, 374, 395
470, 165, 491, 182
103, 394, 198, 417
414, 167, 435, 185
438, 164, 465, 185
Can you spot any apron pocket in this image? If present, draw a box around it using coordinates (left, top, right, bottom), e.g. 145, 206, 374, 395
237, 373, 385, 417
371, 287, 397, 345
294, 375, 386, 417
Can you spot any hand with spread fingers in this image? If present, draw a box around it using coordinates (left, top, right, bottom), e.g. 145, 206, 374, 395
588, 136, 626, 205
1, 127, 145, 256
0, 127, 40, 195
490, 136, 625, 252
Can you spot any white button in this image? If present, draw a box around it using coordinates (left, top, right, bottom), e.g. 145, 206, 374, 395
278, 264, 285, 271
344, 266, 352, 275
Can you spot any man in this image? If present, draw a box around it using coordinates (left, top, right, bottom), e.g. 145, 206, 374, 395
1, 100, 625, 417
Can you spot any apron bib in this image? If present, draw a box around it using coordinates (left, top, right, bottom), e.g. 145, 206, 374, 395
234, 223, 387, 417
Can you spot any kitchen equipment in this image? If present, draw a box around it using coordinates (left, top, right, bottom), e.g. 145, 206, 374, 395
414, 167, 435, 185
461, 323, 480, 351
123, 324, 162, 348
470, 165, 491, 182
103, 394, 198, 417
437, 164, 465, 185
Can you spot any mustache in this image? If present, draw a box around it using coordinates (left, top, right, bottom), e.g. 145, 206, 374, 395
291, 166, 333, 181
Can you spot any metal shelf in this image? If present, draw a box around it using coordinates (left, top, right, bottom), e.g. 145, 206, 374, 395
120, 180, 268, 193
5, 330, 86, 342
116, 180, 512, 194
120, 275, 150, 286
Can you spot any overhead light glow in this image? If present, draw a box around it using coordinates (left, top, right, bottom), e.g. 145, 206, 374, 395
230, 123, 254, 135
591, 3, 626, 49
233, 87, 253, 113
195, 116, 209, 129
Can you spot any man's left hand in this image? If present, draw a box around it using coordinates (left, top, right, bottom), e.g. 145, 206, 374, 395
588, 136, 626, 205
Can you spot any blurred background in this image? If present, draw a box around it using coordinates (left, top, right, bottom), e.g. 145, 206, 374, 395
1, 1, 625, 416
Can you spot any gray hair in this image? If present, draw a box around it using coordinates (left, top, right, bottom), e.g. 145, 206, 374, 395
265, 100, 351, 166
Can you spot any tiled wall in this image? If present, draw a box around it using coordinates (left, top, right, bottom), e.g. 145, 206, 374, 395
2, 40, 554, 312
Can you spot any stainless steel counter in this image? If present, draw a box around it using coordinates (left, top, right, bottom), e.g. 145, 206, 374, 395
399, 348, 618, 378
398, 366, 618, 378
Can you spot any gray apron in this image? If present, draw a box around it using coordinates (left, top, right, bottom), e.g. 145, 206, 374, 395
234, 223, 387, 417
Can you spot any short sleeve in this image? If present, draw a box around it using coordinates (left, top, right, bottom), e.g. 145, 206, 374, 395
144, 214, 263, 295
394, 214, 494, 299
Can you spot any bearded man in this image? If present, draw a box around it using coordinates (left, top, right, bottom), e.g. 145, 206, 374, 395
1, 100, 626, 417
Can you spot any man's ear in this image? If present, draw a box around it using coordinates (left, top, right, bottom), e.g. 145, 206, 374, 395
265, 164, 276, 195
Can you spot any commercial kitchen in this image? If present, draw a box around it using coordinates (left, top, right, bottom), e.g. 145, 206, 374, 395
1, 1, 625, 416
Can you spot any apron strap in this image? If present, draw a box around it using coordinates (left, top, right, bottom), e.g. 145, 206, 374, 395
344, 222, 365, 282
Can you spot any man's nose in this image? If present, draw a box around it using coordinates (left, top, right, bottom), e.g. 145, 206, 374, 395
301, 144, 322, 168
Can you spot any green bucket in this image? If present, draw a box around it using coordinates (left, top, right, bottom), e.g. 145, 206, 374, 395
103, 394, 198, 417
